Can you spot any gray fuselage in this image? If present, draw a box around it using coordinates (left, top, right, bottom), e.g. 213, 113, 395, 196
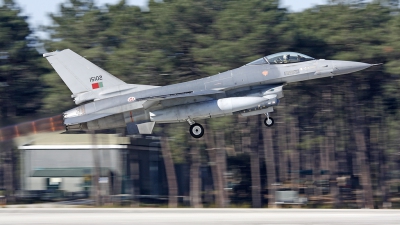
61, 52, 373, 134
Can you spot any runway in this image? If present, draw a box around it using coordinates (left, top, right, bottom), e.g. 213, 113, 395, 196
0, 208, 399, 225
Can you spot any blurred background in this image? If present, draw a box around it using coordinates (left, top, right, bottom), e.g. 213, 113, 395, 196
0, 0, 400, 209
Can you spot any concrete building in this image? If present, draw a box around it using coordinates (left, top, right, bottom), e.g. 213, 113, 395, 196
18, 133, 129, 196
12, 132, 191, 204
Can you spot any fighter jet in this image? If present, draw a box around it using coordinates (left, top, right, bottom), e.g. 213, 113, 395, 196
43, 50, 376, 138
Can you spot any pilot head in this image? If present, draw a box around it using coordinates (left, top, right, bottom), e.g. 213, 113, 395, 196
283, 54, 290, 63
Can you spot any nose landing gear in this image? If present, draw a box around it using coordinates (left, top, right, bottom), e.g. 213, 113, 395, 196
264, 113, 274, 127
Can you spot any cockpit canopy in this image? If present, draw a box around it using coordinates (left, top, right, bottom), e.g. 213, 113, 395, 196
247, 52, 315, 65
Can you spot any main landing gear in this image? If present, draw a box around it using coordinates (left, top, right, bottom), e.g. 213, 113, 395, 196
187, 113, 274, 138
264, 112, 274, 127
187, 118, 204, 139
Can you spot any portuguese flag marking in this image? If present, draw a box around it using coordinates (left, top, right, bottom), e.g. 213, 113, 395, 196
92, 82, 103, 89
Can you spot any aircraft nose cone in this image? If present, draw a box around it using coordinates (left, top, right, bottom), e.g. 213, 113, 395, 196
333, 61, 373, 75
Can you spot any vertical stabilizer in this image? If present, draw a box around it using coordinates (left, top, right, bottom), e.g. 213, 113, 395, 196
43, 49, 126, 94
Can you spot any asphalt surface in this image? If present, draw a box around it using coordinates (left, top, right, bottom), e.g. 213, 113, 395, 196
0, 208, 399, 225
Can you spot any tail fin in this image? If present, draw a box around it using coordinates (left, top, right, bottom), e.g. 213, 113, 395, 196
43, 49, 125, 94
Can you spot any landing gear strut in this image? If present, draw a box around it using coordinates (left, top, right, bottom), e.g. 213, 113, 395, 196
264, 113, 274, 127
187, 118, 204, 138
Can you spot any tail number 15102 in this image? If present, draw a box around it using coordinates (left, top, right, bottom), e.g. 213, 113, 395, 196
90, 75, 102, 82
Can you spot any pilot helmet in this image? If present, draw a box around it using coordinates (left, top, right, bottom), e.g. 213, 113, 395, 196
283, 54, 290, 60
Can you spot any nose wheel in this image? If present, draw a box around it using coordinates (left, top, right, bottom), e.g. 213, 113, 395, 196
264, 113, 274, 127
189, 123, 204, 138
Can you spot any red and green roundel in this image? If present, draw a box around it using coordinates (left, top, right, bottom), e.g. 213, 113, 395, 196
92, 82, 103, 89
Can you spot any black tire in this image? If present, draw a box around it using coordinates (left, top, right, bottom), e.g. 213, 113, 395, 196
264, 117, 274, 127
189, 123, 204, 138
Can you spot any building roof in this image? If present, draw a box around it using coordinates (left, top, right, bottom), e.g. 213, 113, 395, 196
17, 132, 130, 150
19, 145, 127, 150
